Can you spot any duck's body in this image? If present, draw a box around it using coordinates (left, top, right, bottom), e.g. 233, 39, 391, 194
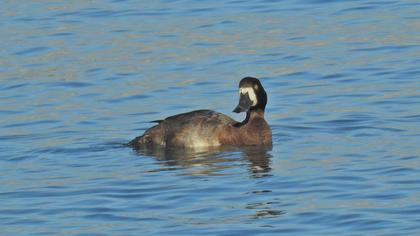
129, 109, 271, 149
129, 77, 272, 149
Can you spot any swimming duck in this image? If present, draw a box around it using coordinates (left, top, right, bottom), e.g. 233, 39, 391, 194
129, 77, 272, 149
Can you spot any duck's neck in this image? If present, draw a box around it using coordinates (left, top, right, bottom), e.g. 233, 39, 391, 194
239, 109, 264, 127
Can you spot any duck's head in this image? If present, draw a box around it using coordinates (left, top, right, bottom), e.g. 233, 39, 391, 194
233, 77, 267, 113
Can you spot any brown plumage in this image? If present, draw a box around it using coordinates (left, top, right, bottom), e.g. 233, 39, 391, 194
129, 77, 272, 149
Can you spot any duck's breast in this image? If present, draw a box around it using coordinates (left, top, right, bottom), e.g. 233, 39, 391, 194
218, 116, 272, 146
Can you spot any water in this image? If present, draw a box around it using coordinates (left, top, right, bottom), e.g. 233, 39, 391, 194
1, 0, 419, 235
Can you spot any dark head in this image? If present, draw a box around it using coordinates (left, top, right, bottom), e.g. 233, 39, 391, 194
233, 77, 267, 114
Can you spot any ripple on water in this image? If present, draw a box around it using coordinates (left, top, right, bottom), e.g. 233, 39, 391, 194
102, 94, 151, 104
12, 46, 50, 56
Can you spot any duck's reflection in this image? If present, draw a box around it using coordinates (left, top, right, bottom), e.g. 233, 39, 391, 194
132, 146, 272, 177
132, 145, 283, 220
242, 146, 272, 177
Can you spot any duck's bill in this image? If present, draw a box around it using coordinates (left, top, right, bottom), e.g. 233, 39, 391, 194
233, 92, 252, 113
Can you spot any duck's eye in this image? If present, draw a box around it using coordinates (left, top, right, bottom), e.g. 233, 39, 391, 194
254, 84, 259, 90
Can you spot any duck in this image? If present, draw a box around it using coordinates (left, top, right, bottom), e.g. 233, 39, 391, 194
128, 77, 272, 149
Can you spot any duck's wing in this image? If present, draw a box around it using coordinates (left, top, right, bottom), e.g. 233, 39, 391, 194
130, 110, 238, 148
163, 109, 237, 125
161, 110, 238, 147
149, 110, 214, 124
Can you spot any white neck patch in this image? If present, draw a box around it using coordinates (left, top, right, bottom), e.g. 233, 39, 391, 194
239, 87, 257, 106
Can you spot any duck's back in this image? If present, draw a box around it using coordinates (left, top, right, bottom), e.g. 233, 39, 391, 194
130, 110, 237, 148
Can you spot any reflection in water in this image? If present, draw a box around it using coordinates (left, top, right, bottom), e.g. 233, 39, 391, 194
245, 198, 286, 219
132, 145, 272, 177
241, 147, 272, 178
132, 145, 282, 220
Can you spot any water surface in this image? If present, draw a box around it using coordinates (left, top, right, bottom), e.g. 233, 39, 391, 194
1, 0, 419, 235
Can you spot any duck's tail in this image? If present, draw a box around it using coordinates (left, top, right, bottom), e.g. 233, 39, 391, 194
128, 134, 153, 148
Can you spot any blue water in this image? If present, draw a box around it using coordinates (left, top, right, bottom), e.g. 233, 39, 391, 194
1, 0, 420, 235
